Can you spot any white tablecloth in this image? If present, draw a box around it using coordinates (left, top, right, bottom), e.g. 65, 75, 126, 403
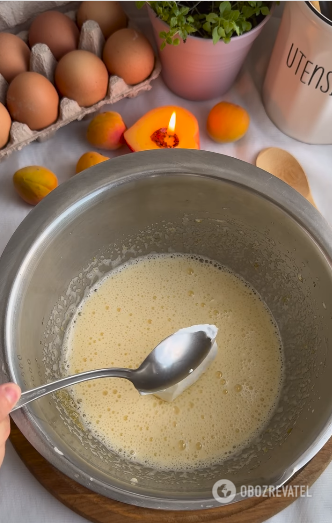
0, 6, 332, 523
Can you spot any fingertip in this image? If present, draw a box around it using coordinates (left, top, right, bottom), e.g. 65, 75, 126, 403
0, 383, 21, 408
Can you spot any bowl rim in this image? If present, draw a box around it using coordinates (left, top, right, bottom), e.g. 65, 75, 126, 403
1, 149, 332, 510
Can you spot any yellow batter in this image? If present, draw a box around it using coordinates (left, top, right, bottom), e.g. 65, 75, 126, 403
64, 254, 283, 471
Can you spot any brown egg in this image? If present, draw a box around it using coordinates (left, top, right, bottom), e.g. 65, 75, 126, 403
103, 29, 155, 85
77, 1, 127, 39
7, 72, 59, 131
29, 11, 79, 60
0, 33, 30, 83
0, 102, 11, 148
55, 50, 108, 107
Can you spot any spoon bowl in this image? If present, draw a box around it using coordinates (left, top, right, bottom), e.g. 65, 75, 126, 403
256, 147, 317, 208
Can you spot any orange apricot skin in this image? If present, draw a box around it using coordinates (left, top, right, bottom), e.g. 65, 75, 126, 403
76, 151, 109, 173
207, 102, 250, 143
13, 166, 58, 206
87, 112, 126, 150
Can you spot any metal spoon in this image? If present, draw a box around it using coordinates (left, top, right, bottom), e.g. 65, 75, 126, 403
11, 326, 216, 412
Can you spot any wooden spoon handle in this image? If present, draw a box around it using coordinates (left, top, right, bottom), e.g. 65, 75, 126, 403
311, 1, 321, 12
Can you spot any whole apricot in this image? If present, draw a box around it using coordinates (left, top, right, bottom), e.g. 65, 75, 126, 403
87, 112, 126, 150
13, 166, 58, 206
76, 151, 109, 173
207, 102, 250, 143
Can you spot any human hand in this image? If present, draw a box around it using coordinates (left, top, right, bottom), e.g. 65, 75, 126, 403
0, 383, 21, 467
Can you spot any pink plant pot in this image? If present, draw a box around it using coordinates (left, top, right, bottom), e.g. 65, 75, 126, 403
148, 7, 272, 101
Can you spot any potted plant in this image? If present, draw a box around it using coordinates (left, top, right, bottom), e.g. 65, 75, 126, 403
137, 1, 273, 100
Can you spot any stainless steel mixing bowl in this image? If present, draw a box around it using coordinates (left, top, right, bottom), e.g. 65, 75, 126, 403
1, 150, 332, 510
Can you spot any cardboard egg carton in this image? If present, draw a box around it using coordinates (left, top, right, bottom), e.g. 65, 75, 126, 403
0, 7, 161, 161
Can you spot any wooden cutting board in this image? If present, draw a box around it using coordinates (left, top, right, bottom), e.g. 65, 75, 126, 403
9, 421, 332, 523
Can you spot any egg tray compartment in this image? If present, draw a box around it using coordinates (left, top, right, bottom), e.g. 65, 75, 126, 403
0, 11, 161, 162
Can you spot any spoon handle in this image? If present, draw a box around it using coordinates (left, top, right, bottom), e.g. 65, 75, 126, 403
11, 368, 133, 412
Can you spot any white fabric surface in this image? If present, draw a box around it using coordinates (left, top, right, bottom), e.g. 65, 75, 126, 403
0, 8, 332, 523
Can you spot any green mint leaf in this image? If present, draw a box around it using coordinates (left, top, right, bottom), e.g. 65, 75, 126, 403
212, 26, 220, 44
170, 16, 177, 27
173, 38, 180, 45
179, 29, 188, 41
261, 6, 270, 15
219, 1, 231, 15
223, 20, 235, 33
203, 21, 211, 32
159, 31, 167, 38
160, 41, 166, 50
185, 25, 197, 33
206, 12, 219, 22
242, 6, 254, 17
218, 26, 226, 37
229, 10, 240, 21
242, 20, 252, 31
135, 1, 145, 9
